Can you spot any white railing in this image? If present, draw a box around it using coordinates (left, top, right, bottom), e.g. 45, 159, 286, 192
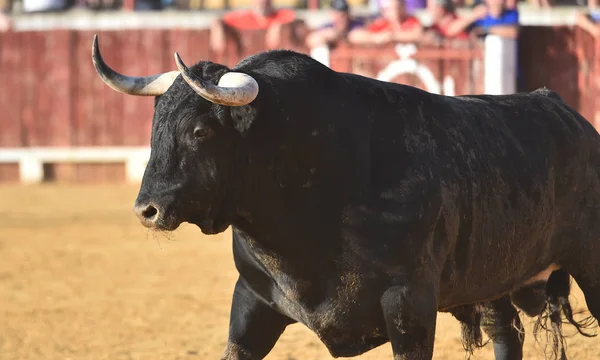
0, 147, 150, 184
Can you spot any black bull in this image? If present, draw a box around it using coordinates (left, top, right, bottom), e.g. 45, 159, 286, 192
93, 37, 599, 360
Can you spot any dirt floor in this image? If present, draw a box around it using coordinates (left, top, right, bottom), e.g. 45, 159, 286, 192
0, 184, 598, 360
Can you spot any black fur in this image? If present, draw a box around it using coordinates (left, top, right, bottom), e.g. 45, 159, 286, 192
121, 49, 600, 360
511, 281, 547, 317
448, 304, 486, 355
531, 270, 597, 360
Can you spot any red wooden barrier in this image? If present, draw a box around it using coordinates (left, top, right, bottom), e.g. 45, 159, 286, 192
518, 25, 600, 128
329, 39, 484, 96
0, 26, 309, 149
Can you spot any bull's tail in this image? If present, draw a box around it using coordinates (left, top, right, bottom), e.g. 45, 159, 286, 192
532, 269, 597, 360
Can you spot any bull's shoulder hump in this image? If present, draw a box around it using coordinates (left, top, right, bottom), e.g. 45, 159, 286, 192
531, 87, 566, 104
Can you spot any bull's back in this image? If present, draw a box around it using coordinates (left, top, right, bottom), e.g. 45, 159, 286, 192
450, 89, 596, 214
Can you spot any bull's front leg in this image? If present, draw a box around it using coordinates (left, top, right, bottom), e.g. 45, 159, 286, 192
381, 282, 438, 360
221, 278, 293, 360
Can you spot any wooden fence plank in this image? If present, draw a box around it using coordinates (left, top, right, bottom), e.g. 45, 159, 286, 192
0, 31, 23, 146
20, 32, 38, 146
73, 30, 97, 147
49, 30, 74, 147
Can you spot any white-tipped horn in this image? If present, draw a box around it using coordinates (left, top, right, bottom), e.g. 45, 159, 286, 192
174, 52, 259, 107
92, 34, 179, 96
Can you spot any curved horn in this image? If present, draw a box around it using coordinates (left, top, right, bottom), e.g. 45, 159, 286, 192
174, 52, 259, 107
92, 34, 179, 96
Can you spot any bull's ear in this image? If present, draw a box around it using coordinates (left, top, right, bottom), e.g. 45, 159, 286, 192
229, 104, 258, 136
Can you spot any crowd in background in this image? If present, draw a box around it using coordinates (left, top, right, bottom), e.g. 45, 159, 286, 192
303, 0, 519, 50
577, 0, 600, 36
6, 0, 599, 11
205, 0, 594, 54
0, 0, 597, 42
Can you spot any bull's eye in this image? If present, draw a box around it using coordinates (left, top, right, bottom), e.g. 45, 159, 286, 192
193, 126, 211, 139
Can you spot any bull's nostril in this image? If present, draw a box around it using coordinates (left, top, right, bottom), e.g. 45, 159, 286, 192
134, 202, 161, 226
142, 205, 158, 219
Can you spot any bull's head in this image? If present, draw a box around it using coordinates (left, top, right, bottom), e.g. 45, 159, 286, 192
92, 35, 261, 234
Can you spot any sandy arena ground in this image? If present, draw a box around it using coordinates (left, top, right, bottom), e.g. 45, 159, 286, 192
0, 184, 598, 360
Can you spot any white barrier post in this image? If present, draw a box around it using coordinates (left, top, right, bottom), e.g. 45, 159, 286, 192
19, 155, 44, 184
484, 34, 518, 95
310, 45, 330, 68
125, 151, 149, 184
0, 147, 151, 184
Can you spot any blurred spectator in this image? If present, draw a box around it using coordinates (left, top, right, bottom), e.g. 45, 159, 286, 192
446, 0, 519, 39
370, 0, 427, 15
305, 0, 365, 48
0, 12, 9, 31
576, 1, 600, 38
133, 0, 162, 10
530, 0, 551, 8
210, 0, 296, 54
348, 0, 423, 45
424, 0, 469, 41
405, 0, 427, 13
468, 0, 518, 10
0, 0, 10, 32
85, 0, 121, 10
172, 0, 209, 9
0, 0, 11, 13
22, 0, 72, 12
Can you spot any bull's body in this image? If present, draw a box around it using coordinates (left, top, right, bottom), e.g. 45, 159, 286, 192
92, 42, 600, 360
228, 73, 599, 356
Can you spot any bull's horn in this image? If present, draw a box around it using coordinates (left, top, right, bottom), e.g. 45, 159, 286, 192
92, 34, 179, 96
174, 52, 259, 107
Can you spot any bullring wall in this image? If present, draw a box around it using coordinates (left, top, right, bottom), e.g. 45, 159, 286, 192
0, 24, 597, 182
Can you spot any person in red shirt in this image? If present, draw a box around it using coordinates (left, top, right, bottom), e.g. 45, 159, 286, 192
425, 0, 469, 40
348, 0, 423, 45
210, 0, 296, 54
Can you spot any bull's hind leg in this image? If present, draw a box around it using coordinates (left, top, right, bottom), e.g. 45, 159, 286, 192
481, 296, 525, 360
564, 225, 600, 324
567, 267, 600, 324
562, 175, 600, 330
530, 268, 598, 360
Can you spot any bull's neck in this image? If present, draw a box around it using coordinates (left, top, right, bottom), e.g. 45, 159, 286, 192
233, 181, 345, 254
232, 162, 362, 258
231, 115, 372, 254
